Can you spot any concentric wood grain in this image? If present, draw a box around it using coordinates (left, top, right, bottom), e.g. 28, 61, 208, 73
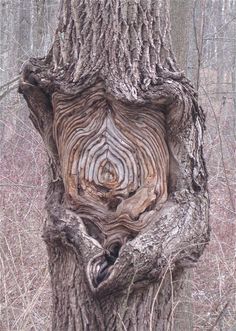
52, 86, 169, 248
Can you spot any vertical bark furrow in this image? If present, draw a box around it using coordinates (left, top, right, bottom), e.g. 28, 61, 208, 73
42, 0, 179, 99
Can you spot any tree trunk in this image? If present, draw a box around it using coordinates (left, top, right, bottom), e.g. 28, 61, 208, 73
170, 2, 195, 330
170, 0, 193, 74
19, 0, 209, 330
232, 0, 236, 141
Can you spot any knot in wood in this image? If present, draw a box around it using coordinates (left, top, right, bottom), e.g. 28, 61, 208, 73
52, 86, 169, 248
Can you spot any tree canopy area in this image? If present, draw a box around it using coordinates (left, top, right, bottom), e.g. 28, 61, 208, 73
0, 0, 235, 330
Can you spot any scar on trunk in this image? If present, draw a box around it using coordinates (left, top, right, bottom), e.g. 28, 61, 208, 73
51, 85, 169, 286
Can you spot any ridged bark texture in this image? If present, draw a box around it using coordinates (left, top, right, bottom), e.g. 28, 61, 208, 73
19, 0, 209, 330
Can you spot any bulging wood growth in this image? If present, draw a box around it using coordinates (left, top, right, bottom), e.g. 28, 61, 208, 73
19, 0, 209, 329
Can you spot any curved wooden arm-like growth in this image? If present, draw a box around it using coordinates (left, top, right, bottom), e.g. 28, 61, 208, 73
19, 0, 209, 329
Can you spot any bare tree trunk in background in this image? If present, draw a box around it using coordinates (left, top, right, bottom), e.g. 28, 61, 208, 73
170, 0, 204, 90
216, 0, 225, 92
170, 0, 193, 74
170, 2, 195, 330
19, 0, 209, 329
232, 0, 236, 139
0, 0, 58, 84
0, 0, 58, 140
193, 0, 206, 92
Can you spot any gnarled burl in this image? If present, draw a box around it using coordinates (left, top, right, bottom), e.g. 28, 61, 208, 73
19, 0, 209, 330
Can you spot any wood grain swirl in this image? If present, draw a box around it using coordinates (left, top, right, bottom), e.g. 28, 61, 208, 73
52, 85, 169, 249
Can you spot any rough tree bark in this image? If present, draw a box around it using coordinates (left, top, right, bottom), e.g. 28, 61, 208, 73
170, 2, 195, 330
18, 0, 209, 330
170, 0, 193, 74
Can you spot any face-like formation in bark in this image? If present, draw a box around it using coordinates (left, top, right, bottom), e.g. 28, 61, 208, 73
52, 86, 169, 249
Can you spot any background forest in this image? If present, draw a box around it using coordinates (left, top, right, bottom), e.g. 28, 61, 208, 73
0, 0, 235, 330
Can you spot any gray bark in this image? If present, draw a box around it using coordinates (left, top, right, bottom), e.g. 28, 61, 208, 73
18, 0, 209, 330
170, 0, 193, 74
216, 0, 224, 91
0, 0, 58, 84
0, 0, 58, 142
170, 2, 195, 330
232, 1, 236, 137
